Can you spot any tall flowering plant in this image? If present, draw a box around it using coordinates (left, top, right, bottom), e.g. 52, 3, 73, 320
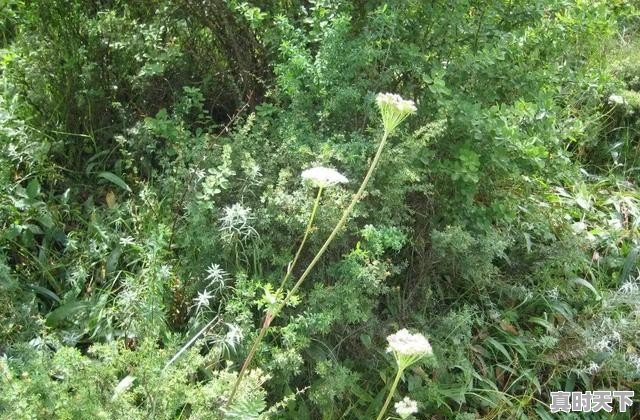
376, 329, 433, 420
226, 93, 417, 407
376, 93, 417, 134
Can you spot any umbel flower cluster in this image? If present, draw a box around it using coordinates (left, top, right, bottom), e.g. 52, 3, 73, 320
301, 166, 349, 188
376, 329, 433, 420
387, 328, 433, 363
395, 397, 419, 419
376, 92, 417, 134
225, 93, 419, 410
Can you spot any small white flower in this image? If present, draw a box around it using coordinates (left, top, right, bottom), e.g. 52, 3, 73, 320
224, 323, 244, 350
205, 263, 228, 290
6, 143, 18, 158
301, 166, 348, 188
627, 353, 640, 373
119, 236, 136, 246
65, 236, 79, 251
61, 331, 82, 346
608, 94, 625, 105
219, 203, 257, 240
221, 203, 252, 228
118, 286, 139, 307
488, 309, 501, 320
29, 336, 47, 350
191, 168, 206, 181
69, 266, 88, 287
158, 264, 172, 279
386, 329, 433, 358
619, 281, 639, 295
242, 159, 262, 181
376, 92, 417, 134
585, 361, 600, 375
610, 330, 621, 344
192, 289, 214, 312
593, 337, 611, 352
394, 397, 419, 419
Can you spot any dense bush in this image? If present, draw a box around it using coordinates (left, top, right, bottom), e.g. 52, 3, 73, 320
1, 0, 640, 418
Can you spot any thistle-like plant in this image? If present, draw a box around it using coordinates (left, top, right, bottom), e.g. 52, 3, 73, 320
226, 93, 417, 407
376, 329, 433, 420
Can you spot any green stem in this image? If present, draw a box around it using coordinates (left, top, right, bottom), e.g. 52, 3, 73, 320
226, 313, 272, 407
279, 130, 389, 310
163, 316, 219, 370
376, 367, 403, 420
226, 187, 323, 407
226, 129, 390, 407
277, 186, 323, 292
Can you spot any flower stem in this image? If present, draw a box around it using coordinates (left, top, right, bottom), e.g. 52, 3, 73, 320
376, 367, 403, 420
227, 129, 390, 407
226, 313, 273, 406
226, 187, 323, 407
163, 316, 219, 371
279, 130, 390, 309
277, 186, 323, 292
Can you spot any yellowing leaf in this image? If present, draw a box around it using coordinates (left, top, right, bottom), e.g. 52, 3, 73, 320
499, 320, 518, 335
106, 191, 116, 208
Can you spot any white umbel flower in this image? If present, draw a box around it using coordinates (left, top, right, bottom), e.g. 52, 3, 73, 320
387, 328, 432, 357
608, 94, 625, 105
394, 397, 419, 419
376, 93, 417, 134
301, 166, 348, 188
376, 93, 417, 114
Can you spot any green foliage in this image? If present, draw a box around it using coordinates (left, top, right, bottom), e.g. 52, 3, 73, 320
0, 339, 270, 419
2, 0, 640, 418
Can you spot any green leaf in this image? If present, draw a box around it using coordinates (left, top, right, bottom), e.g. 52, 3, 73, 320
533, 404, 554, 420
571, 277, 601, 301
485, 337, 512, 362
46, 301, 88, 326
619, 246, 639, 285
98, 172, 131, 192
574, 194, 591, 210
26, 178, 41, 198
26, 284, 61, 303
106, 246, 122, 273
528, 316, 555, 333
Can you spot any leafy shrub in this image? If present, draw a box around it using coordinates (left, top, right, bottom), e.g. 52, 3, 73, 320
2, 0, 640, 418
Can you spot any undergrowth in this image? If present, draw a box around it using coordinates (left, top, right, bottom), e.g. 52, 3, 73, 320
1, 0, 640, 418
